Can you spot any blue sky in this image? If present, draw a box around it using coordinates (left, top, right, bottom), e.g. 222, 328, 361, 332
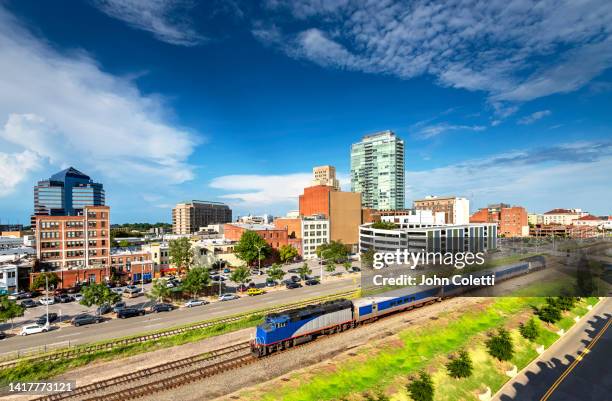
0, 0, 611, 224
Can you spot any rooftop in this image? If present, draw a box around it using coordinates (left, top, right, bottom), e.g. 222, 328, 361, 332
227, 223, 279, 231
177, 200, 229, 207
50, 166, 91, 182
544, 208, 578, 215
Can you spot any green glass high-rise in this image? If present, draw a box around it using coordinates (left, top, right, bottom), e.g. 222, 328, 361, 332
351, 130, 405, 210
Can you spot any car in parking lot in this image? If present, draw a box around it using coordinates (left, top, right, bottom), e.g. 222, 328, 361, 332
20, 299, 38, 308
71, 293, 84, 302
348, 266, 361, 273
305, 279, 320, 286
265, 279, 278, 287
117, 308, 145, 318
287, 267, 300, 273
8, 291, 30, 300
97, 303, 113, 315
39, 297, 55, 305
246, 288, 265, 296
151, 303, 174, 313
72, 314, 103, 326
110, 287, 125, 295
66, 286, 81, 294
20, 323, 49, 336
223, 268, 231, 273
0, 332, 6, 340
112, 301, 127, 313
53, 288, 67, 296
218, 293, 239, 301
55, 294, 73, 303
285, 281, 302, 289
184, 299, 208, 308
35, 313, 58, 325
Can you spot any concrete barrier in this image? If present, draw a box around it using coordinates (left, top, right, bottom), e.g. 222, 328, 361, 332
536, 344, 545, 354
505, 365, 518, 377
556, 328, 565, 336
478, 386, 491, 401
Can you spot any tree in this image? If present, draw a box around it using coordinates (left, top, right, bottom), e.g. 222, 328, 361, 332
486, 328, 514, 361
342, 261, 352, 271
148, 278, 172, 302
169, 237, 193, 275
406, 371, 434, 401
325, 263, 336, 274
118, 240, 130, 248
181, 267, 211, 299
446, 349, 473, 378
233, 231, 269, 266
267, 263, 285, 283
316, 240, 348, 262
230, 266, 251, 292
297, 262, 312, 279
30, 272, 61, 291
80, 283, 120, 315
279, 245, 299, 264
519, 318, 540, 341
535, 304, 562, 325
0, 295, 25, 328
361, 249, 376, 270
554, 296, 577, 311
371, 221, 397, 230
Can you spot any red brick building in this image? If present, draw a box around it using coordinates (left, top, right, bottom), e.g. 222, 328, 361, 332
299, 185, 334, 217
470, 204, 528, 237
223, 223, 289, 249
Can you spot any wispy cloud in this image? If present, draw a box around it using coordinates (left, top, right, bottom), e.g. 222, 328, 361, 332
258, 1, 612, 113
413, 123, 486, 139
406, 141, 612, 214
0, 5, 199, 196
93, 0, 203, 46
517, 110, 552, 125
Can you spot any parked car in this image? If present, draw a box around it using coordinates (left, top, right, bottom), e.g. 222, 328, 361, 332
219, 293, 239, 301
223, 268, 231, 273
8, 291, 29, 300
246, 288, 265, 296
265, 279, 278, 287
20, 323, 49, 336
20, 299, 38, 308
53, 288, 67, 296
250, 269, 265, 276
151, 303, 174, 313
117, 308, 145, 318
112, 301, 127, 313
39, 297, 55, 305
55, 294, 73, 303
71, 293, 84, 302
72, 314, 102, 327
124, 285, 141, 293
287, 268, 300, 273
0, 332, 6, 340
305, 279, 320, 286
165, 280, 175, 288
66, 286, 81, 294
349, 266, 361, 273
97, 303, 113, 315
290, 275, 301, 283
111, 287, 125, 294
330, 271, 343, 277
285, 282, 302, 289
184, 299, 207, 308
35, 313, 58, 325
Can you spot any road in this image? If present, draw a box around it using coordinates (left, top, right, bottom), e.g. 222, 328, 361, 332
0, 275, 358, 355
493, 297, 611, 401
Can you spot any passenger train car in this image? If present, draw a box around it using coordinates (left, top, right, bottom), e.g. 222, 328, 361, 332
251, 261, 535, 356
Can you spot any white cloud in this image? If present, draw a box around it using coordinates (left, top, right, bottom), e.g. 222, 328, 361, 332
517, 110, 552, 125
93, 0, 203, 46
0, 150, 41, 194
210, 173, 312, 208
414, 123, 486, 139
0, 5, 199, 196
259, 1, 612, 110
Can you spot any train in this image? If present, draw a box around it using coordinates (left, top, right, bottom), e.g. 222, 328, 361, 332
251, 261, 539, 356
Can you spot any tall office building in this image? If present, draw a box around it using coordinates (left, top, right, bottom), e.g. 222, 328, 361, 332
34, 167, 105, 216
172, 200, 232, 235
311, 165, 340, 190
351, 130, 405, 210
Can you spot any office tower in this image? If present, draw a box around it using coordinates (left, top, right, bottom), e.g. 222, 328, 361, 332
351, 130, 405, 210
172, 200, 232, 234
413, 196, 470, 225
311, 165, 340, 190
34, 167, 105, 216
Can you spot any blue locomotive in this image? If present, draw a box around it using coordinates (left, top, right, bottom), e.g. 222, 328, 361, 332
251, 262, 532, 356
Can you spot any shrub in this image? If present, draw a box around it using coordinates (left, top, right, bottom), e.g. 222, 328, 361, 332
536, 304, 562, 325
486, 328, 514, 361
446, 349, 473, 378
406, 371, 434, 401
519, 318, 540, 341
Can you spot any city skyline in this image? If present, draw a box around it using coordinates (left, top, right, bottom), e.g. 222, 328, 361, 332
1, 1, 611, 224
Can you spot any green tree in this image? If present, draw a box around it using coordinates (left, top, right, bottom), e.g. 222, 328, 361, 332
233, 231, 269, 266
406, 371, 434, 401
148, 278, 172, 302
0, 295, 25, 328
297, 262, 312, 279
342, 261, 352, 271
535, 304, 562, 325
229, 266, 251, 292
30, 272, 61, 292
325, 263, 337, 274
118, 240, 130, 248
371, 221, 397, 230
519, 318, 540, 341
266, 263, 285, 283
80, 283, 120, 315
446, 349, 473, 378
279, 245, 299, 264
361, 249, 376, 270
181, 267, 211, 299
486, 328, 514, 361
554, 296, 577, 311
169, 237, 193, 275
316, 240, 348, 261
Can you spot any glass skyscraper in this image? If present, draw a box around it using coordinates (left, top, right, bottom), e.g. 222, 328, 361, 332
34, 167, 105, 216
350, 131, 405, 210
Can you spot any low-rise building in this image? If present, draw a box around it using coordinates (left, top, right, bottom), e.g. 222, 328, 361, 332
541, 208, 587, 225
573, 215, 610, 228
470, 204, 528, 237
301, 215, 330, 259
0, 264, 18, 295
413, 196, 470, 225
381, 210, 446, 228
223, 223, 288, 249
110, 248, 154, 282
529, 224, 599, 238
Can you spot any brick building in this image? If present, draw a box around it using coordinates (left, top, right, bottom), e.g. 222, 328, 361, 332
111, 249, 154, 282
223, 223, 289, 249
470, 204, 528, 237
414, 196, 470, 225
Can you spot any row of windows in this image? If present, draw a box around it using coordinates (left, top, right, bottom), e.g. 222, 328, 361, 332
303, 224, 327, 230
0, 271, 16, 279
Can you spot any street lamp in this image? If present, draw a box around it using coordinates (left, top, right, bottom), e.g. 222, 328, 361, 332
256, 245, 265, 276
319, 249, 333, 282
41, 269, 49, 326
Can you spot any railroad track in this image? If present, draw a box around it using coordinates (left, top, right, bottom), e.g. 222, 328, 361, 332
35, 342, 252, 401
1, 289, 358, 370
